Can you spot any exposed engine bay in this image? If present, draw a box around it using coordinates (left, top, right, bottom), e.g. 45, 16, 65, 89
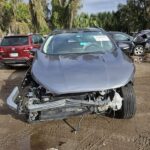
8, 69, 123, 123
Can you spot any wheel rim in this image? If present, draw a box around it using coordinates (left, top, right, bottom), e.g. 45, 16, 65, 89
134, 46, 144, 55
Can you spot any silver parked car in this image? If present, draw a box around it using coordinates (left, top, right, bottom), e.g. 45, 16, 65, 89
7, 28, 136, 123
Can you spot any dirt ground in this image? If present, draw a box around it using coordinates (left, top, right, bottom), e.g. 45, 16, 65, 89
0, 59, 150, 150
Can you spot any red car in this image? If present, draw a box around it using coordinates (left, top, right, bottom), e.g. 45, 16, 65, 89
0, 34, 44, 66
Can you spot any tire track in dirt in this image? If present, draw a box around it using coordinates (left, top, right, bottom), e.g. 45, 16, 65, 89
135, 131, 150, 150
75, 131, 105, 150
0, 127, 32, 149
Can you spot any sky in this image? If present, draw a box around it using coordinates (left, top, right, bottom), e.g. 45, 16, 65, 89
24, 0, 127, 13
81, 0, 127, 13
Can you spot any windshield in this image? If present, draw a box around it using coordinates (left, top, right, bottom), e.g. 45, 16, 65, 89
1, 36, 29, 46
43, 31, 115, 54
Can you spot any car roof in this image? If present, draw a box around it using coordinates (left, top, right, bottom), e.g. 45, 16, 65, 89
51, 28, 104, 35
140, 30, 150, 33
4, 33, 41, 38
140, 30, 150, 35
4, 35, 28, 37
108, 31, 126, 34
137, 30, 150, 36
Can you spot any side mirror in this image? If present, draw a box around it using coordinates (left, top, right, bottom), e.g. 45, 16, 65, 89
118, 43, 131, 54
127, 38, 131, 41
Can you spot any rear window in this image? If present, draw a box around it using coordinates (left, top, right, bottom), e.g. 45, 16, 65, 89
1, 36, 29, 46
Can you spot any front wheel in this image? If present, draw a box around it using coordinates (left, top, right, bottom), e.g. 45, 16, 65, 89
114, 84, 136, 119
134, 45, 145, 56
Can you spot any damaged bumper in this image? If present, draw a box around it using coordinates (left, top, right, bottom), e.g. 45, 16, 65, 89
7, 86, 123, 113
6, 84, 123, 122
7, 86, 19, 111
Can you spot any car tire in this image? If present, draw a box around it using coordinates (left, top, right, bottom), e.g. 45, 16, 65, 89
133, 45, 145, 56
114, 84, 136, 119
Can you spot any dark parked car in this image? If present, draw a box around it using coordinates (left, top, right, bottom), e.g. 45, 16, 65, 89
0, 37, 2, 44
133, 30, 150, 56
7, 28, 136, 123
108, 31, 134, 55
0, 34, 44, 66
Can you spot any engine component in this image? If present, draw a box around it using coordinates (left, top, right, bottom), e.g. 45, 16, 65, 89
15, 86, 123, 122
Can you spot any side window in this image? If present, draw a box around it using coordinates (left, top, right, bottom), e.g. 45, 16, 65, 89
32, 35, 39, 44
38, 35, 44, 44
146, 33, 150, 39
113, 33, 129, 41
32, 35, 44, 44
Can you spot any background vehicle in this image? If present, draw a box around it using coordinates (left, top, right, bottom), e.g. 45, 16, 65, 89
7, 28, 136, 123
0, 38, 2, 44
133, 30, 150, 56
0, 34, 44, 66
108, 31, 134, 55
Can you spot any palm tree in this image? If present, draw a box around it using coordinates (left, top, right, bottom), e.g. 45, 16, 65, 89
29, 0, 48, 33
68, 0, 81, 29
51, 0, 81, 29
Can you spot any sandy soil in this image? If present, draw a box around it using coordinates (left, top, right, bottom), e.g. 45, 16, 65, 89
0, 61, 150, 150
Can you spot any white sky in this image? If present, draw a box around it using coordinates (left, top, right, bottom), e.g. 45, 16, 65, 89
24, 0, 127, 13
81, 0, 127, 13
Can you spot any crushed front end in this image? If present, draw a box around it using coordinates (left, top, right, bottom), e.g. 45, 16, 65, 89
7, 69, 124, 123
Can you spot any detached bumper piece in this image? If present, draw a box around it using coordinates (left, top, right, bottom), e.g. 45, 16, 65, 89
6, 87, 89, 122
7, 86, 19, 111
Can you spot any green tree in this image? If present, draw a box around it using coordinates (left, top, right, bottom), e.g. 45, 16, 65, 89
0, 1, 13, 33
29, 0, 49, 33
68, 0, 81, 28
51, 0, 81, 29
12, 1, 31, 33
0, 0, 32, 34
115, 0, 150, 33
74, 13, 90, 28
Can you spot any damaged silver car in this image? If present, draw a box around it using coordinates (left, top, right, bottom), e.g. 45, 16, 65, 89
7, 28, 136, 123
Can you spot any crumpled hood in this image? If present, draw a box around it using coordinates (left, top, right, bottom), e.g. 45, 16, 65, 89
31, 50, 135, 95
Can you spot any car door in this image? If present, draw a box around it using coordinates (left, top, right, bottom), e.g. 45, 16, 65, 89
145, 32, 150, 51
113, 33, 134, 53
